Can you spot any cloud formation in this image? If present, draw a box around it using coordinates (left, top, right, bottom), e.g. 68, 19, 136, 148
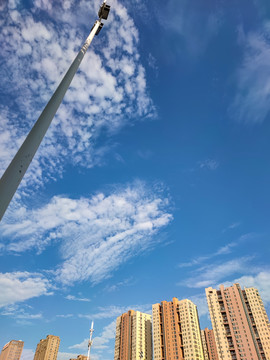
0, 272, 52, 308
0, 0, 155, 192
65, 295, 91, 302
1, 304, 43, 321
156, 0, 222, 56
180, 256, 255, 288
1, 182, 172, 285
199, 159, 219, 171
230, 23, 270, 124
78, 303, 152, 321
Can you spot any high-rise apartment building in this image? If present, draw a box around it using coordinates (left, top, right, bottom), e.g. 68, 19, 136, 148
201, 330, 210, 360
0, 340, 24, 360
69, 356, 88, 360
201, 328, 218, 360
33, 335, 60, 360
114, 310, 152, 360
152, 297, 204, 360
206, 283, 270, 360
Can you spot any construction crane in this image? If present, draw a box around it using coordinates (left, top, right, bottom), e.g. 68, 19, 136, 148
0, 1, 111, 221
87, 321, 94, 360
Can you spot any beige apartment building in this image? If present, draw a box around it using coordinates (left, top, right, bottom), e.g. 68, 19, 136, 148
114, 310, 152, 360
69, 356, 88, 360
33, 335, 60, 360
152, 297, 204, 360
206, 283, 270, 360
0, 340, 24, 360
201, 328, 218, 360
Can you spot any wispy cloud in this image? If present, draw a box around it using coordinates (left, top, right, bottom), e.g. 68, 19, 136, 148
79, 303, 152, 321
230, 22, 270, 124
0, 272, 52, 308
179, 256, 256, 288
103, 277, 135, 293
199, 159, 219, 171
65, 295, 91, 302
178, 241, 237, 268
222, 222, 241, 233
56, 314, 74, 318
1, 304, 43, 321
1, 182, 172, 286
156, 0, 223, 56
178, 232, 256, 269
183, 158, 219, 173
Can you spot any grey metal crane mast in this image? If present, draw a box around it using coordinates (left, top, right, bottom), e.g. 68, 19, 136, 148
0, 1, 111, 221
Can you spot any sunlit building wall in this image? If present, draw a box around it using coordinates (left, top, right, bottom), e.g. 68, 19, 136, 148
0, 340, 24, 360
206, 283, 270, 360
201, 328, 218, 360
114, 310, 152, 360
201, 330, 210, 360
33, 335, 60, 360
152, 297, 204, 360
69, 356, 88, 360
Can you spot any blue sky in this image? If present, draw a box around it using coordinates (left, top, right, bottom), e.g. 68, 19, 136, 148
1, 0, 270, 359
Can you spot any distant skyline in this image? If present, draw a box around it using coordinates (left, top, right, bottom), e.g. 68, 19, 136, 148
1, 1, 270, 360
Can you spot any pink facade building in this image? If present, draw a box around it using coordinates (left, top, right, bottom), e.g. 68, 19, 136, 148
206, 283, 270, 360
201, 328, 219, 360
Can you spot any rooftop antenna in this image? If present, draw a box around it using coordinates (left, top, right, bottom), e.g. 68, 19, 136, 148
87, 321, 94, 360
0, 1, 111, 221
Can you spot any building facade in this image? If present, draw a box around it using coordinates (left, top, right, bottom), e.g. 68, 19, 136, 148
0, 340, 24, 360
114, 310, 152, 360
201, 329, 210, 360
201, 328, 218, 360
206, 283, 270, 360
69, 356, 88, 360
152, 297, 204, 360
33, 335, 60, 360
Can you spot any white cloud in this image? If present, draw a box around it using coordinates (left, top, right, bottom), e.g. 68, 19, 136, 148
79, 303, 152, 321
222, 222, 241, 233
181, 256, 255, 288
1, 182, 172, 285
1, 304, 43, 323
199, 159, 219, 170
156, 0, 222, 56
178, 241, 237, 268
65, 295, 90, 302
178, 232, 256, 269
0, 0, 156, 195
230, 23, 270, 124
21, 349, 35, 360
0, 272, 52, 307
104, 277, 135, 292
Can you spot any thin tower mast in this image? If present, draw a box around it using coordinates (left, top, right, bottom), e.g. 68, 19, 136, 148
87, 321, 94, 360
0, 1, 110, 221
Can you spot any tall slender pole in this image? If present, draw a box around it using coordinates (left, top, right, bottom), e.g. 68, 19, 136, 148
0, 3, 110, 221
87, 321, 94, 360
